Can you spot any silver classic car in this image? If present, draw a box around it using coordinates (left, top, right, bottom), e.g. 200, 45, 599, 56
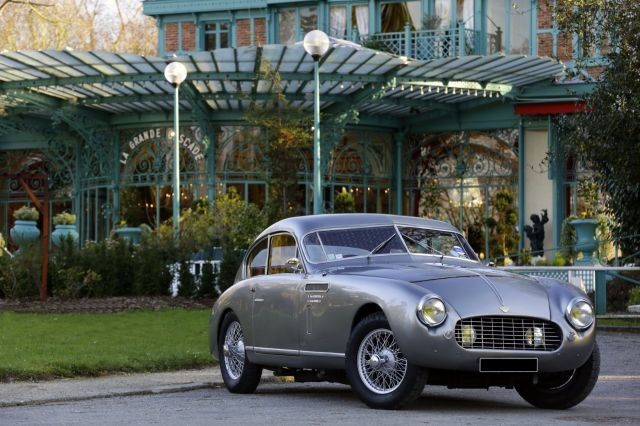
209, 214, 599, 409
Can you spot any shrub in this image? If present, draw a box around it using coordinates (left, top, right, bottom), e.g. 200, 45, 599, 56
177, 261, 196, 298
334, 188, 355, 213
133, 234, 177, 296
197, 261, 218, 299
629, 286, 640, 306
13, 206, 39, 221
0, 244, 41, 299
219, 250, 242, 294
607, 278, 635, 313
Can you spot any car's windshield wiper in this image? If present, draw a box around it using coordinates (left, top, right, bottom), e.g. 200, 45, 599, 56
369, 233, 398, 256
401, 234, 445, 257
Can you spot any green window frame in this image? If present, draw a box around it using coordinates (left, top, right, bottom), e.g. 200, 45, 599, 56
203, 21, 231, 50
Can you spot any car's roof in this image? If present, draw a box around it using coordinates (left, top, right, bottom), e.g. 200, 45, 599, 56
256, 213, 460, 240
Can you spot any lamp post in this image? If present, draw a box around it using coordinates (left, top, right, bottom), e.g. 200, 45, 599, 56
303, 30, 330, 215
164, 61, 188, 238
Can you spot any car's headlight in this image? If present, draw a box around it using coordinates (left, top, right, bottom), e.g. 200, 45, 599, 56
417, 296, 446, 327
565, 298, 594, 330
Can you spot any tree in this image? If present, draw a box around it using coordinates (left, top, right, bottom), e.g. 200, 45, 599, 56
0, 0, 157, 55
243, 58, 313, 222
555, 0, 640, 258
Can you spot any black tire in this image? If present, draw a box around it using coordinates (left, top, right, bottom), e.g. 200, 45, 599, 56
218, 312, 262, 394
516, 342, 600, 409
345, 312, 427, 409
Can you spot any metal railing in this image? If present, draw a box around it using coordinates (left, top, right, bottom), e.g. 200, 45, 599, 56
361, 22, 502, 59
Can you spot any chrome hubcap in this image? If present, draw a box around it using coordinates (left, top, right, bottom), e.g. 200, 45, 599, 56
357, 328, 408, 394
223, 321, 245, 380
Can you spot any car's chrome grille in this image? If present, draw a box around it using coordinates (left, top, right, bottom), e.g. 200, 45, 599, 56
455, 316, 562, 352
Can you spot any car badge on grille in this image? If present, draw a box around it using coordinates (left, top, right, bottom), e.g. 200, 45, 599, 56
499, 305, 510, 313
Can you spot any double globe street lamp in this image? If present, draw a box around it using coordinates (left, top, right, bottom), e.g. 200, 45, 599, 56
303, 30, 330, 215
164, 61, 188, 239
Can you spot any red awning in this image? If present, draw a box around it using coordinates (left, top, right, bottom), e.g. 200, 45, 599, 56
514, 101, 586, 115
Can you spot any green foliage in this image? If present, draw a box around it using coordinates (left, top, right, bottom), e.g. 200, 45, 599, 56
560, 215, 580, 263
0, 244, 41, 299
197, 261, 218, 299
52, 211, 76, 225
13, 206, 39, 221
607, 278, 635, 313
177, 261, 196, 298
0, 310, 212, 381
519, 248, 532, 266
219, 250, 243, 294
629, 286, 640, 306
212, 190, 267, 251
133, 233, 177, 296
552, 251, 567, 266
555, 0, 640, 258
487, 189, 518, 263
334, 188, 355, 213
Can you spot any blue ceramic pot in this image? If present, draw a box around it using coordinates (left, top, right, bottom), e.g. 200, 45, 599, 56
52, 224, 79, 246
114, 227, 142, 244
10, 220, 40, 247
570, 218, 598, 265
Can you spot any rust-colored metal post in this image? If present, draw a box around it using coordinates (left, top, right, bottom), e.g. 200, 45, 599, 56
17, 174, 49, 302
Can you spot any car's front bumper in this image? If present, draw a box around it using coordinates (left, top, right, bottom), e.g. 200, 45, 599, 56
396, 313, 596, 373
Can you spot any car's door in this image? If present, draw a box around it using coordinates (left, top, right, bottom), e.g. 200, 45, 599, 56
251, 232, 303, 355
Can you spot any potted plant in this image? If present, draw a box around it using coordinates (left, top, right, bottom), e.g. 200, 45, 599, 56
113, 219, 143, 244
10, 205, 40, 248
51, 211, 79, 246
570, 179, 599, 265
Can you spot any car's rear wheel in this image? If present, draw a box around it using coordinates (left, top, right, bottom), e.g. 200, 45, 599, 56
218, 312, 262, 393
346, 312, 427, 409
516, 342, 600, 409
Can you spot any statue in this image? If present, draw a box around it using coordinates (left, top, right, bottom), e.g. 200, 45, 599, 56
524, 209, 549, 256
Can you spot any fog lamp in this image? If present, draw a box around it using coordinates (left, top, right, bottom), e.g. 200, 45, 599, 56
525, 327, 545, 347
460, 325, 476, 347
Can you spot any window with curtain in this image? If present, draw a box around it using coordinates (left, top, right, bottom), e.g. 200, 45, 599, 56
381, 1, 421, 33
331, 4, 369, 38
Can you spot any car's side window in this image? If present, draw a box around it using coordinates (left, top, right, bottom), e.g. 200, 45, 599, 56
247, 238, 268, 277
268, 233, 297, 274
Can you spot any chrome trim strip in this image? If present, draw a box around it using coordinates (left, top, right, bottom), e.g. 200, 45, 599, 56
300, 350, 345, 358
245, 346, 345, 358
248, 346, 299, 356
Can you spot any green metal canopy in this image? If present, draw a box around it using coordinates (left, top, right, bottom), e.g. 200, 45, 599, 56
0, 42, 566, 126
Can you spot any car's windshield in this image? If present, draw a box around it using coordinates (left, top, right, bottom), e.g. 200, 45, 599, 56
303, 225, 477, 263
398, 226, 477, 260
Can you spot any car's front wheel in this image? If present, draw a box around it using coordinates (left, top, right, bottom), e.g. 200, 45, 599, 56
218, 312, 262, 394
346, 312, 427, 409
516, 342, 600, 409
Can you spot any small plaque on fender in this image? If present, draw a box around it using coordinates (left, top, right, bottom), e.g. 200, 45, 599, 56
479, 358, 538, 373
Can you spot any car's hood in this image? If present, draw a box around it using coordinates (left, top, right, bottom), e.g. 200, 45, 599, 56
338, 263, 551, 319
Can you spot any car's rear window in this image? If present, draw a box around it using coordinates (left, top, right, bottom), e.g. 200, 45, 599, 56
303, 226, 405, 262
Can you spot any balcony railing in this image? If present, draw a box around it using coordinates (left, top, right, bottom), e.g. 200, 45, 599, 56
361, 22, 502, 60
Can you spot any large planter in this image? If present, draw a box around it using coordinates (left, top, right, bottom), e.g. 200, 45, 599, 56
570, 218, 598, 265
114, 226, 142, 244
10, 220, 40, 248
51, 224, 79, 246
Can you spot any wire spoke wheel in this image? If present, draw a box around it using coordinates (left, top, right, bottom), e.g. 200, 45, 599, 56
223, 321, 245, 380
357, 328, 408, 394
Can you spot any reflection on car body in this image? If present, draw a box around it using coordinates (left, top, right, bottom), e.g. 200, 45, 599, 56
209, 214, 599, 409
